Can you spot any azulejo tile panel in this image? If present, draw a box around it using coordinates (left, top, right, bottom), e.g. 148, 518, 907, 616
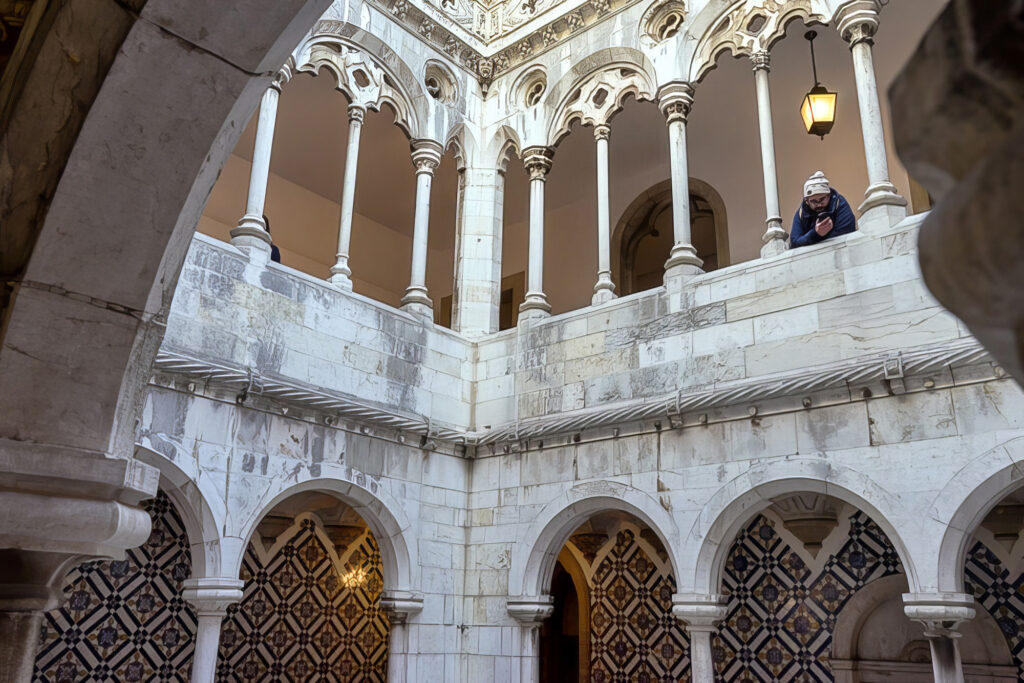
34, 491, 197, 683
714, 511, 903, 682
216, 517, 389, 682
965, 540, 1024, 679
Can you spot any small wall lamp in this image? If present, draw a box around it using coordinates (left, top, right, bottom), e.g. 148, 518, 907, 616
800, 30, 837, 139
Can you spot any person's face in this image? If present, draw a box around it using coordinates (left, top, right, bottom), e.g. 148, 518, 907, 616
806, 193, 830, 211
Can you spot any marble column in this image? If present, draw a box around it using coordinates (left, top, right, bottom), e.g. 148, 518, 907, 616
751, 51, 787, 256
230, 71, 289, 264
903, 592, 975, 683
673, 594, 729, 683
401, 139, 443, 317
182, 577, 245, 683
452, 162, 506, 336
592, 124, 616, 304
507, 596, 554, 683
836, 0, 907, 231
519, 147, 554, 320
329, 104, 366, 289
381, 591, 424, 683
657, 82, 704, 290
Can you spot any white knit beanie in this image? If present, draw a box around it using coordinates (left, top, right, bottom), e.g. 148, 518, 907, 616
803, 170, 831, 198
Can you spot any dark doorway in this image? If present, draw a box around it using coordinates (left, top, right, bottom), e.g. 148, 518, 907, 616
540, 561, 581, 683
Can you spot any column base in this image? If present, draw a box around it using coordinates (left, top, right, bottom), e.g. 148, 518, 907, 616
592, 276, 617, 305
519, 291, 551, 317
230, 215, 273, 265
329, 258, 353, 291
760, 221, 789, 258
857, 182, 908, 233
400, 287, 433, 319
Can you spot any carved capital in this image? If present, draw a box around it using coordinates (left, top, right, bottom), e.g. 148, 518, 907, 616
593, 123, 611, 142
348, 104, 366, 125
410, 139, 443, 175
507, 596, 554, 624
657, 81, 694, 124
835, 0, 880, 47
381, 590, 424, 624
271, 59, 294, 92
902, 592, 976, 637
523, 145, 554, 181
672, 593, 729, 632
182, 578, 245, 617
751, 50, 770, 72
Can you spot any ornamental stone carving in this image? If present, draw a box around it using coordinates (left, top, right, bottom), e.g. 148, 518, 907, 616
551, 66, 656, 142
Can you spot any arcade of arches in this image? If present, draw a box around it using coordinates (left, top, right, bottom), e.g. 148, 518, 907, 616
3, 0, 1024, 683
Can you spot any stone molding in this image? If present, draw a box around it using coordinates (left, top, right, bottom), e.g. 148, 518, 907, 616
381, 590, 425, 623
671, 593, 729, 631
151, 336, 994, 450
902, 592, 976, 635
507, 596, 555, 623
182, 577, 245, 617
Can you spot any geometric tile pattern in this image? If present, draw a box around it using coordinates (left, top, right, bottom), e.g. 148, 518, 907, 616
215, 517, 389, 682
714, 511, 903, 682
33, 491, 197, 683
964, 540, 1024, 680
589, 528, 691, 683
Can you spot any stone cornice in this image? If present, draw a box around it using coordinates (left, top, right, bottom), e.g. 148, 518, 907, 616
150, 338, 997, 450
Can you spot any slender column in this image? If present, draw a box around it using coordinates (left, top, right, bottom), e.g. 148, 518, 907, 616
903, 592, 975, 683
836, 1, 907, 230
230, 70, 290, 264
592, 124, 616, 304
657, 82, 704, 289
751, 51, 787, 256
182, 578, 245, 683
329, 104, 366, 289
508, 596, 554, 683
401, 139, 443, 317
673, 594, 729, 683
381, 591, 424, 683
519, 147, 554, 319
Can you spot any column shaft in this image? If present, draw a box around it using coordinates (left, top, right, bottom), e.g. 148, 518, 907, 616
688, 629, 716, 683
182, 577, 244, 683
190, 614, 225, 683
401, 140, 442, 316
851, 40, 890, 192
658, 82, 703, 290
752, 52, 787, 256
925, 634, 966, 683
0, 611, 43, 683
592, 125, 615, 304
230, 84, 282, 262
667, 119, 691, 250
330, 105, 365, 289
519, 147, 553, 318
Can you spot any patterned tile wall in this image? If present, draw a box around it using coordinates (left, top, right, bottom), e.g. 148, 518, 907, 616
713, 510, 903, 682
216, 515, 389, 682
965, 539, 1024, 678
34, 491, 197, 683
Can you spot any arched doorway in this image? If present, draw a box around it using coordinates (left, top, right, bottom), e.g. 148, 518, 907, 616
613, 178, 729, 295
218, 491, 389, 680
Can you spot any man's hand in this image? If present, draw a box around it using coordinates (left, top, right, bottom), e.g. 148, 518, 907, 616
814, 216, 833, 236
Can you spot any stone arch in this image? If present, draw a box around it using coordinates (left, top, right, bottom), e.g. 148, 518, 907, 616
932, 436, 1024, 593
487, 125, 523, 171
509, 480, 682, 598
544, 48, 658, 146
134, 445, 226, 579
685, 458, 920, 596
686, 0, 829, 82
611, 177, 730, 292
232, 473, 417, 594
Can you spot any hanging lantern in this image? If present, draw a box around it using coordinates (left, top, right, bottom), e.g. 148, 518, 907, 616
800, 31, 837, 138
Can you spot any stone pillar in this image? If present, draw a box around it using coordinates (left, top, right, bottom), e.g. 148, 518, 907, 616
0, 451, 157, 683
381, 591, 424, 683
903, 592, 975, 683
592, 124, 616, 304
657, 82, 704, 290
182, 578, 245, 683
507, 596, 554, 683
751, 51, 787, 256
519, 147, 554, 320
401, 139, 443, 317
230, 70, 290, 264
673, 593, 729, 683
329, 104, 366, 290
836, 0, 907, 232
452, 163, 506, 336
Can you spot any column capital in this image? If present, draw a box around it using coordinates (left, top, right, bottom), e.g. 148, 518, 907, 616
523, 146, 554, 180
751, 50, 770, 72
507, 596, 554, 624
381, 590, 424, 625
271, 62, 293, 92
182, 577, 245, 617
593, 123, 611, 142
410, 139, 443, 175
834, 0, 880, 47
902, 592, 976, 636
657, 81, 695, 124
672, 593, 729, 632
347, 104, 366, 124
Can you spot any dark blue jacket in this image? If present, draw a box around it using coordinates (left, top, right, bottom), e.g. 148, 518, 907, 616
789, 189, 856, 248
